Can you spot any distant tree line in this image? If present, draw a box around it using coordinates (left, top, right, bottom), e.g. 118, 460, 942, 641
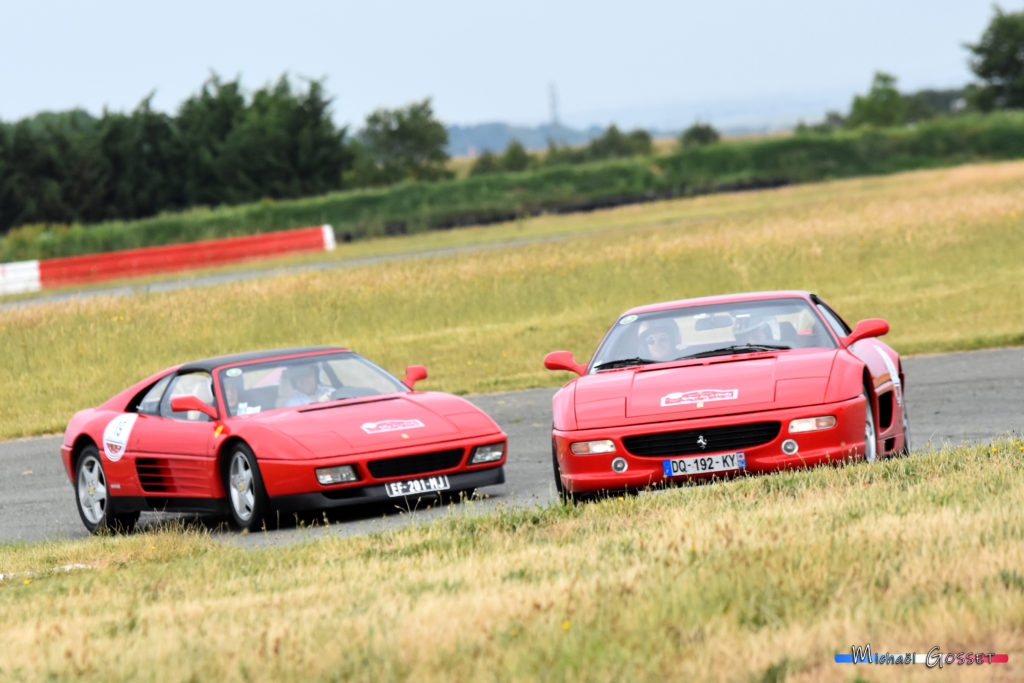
2, 4, 1023, 237
0, 76, 452, 235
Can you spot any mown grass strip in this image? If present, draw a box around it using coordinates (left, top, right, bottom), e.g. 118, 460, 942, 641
2, 439, 1022, 681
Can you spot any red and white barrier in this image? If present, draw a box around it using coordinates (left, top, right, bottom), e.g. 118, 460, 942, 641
1, 225, 335, 293
0, 260, 41, 295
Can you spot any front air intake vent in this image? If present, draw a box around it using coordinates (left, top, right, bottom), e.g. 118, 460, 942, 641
622, 422, 781, 457
367, 448, 464, 479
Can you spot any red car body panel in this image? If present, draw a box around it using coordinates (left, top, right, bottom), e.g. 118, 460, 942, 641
547, 291, 908, 495
61, 347, 507, 519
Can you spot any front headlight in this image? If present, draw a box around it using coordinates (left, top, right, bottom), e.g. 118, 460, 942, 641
470, 442, 505, 464
316, 465, 359, 485
788, 416, 837, 433
569, 439, 616, 455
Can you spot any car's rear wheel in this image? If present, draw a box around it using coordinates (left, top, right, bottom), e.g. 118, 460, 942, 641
863, 392, 878, 463
75, 445, 138, 534
224, 443, 268, 531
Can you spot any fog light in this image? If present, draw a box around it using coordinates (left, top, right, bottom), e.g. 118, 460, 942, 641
570, 440, 616, 455
470, 442, 505, 464
788, 415, 837, 433
611, 457, 628, 473
781, 439, 799, 455
316, 465, 358, 485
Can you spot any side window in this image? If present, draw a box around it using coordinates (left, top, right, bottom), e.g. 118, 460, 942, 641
159, 372, 215, 422
135, 375, 173, 416
816, 303, 851, 338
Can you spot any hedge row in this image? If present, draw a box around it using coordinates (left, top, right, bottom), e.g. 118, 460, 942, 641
4, 112, 1024, 263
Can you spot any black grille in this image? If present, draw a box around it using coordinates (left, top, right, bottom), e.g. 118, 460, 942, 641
136, 457, 176, 492
367, 448, 464, 478
622, 422, 781, 457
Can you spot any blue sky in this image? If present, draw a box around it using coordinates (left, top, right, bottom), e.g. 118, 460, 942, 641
1, 0, 1003, 130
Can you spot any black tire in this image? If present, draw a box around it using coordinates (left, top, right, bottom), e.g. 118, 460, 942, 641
74, 445, 139, 534
862, 392, 878, 463
551, 437, 574, 504
223, 443, 269, 531
897, 399, 911, 456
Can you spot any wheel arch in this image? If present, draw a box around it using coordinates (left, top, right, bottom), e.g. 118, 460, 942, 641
217, 436, 254, 479
70, 435, 99, 482
862, 367, 877, 422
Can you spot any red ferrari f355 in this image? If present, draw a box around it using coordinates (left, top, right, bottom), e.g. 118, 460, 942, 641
544, 291, 908, 498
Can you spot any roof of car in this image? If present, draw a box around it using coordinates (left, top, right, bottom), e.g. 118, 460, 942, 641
179, 346, 345, 373
621, 290, 815, 316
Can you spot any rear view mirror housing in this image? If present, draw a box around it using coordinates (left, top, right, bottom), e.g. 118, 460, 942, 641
544, 351, 587, 376
843, 318, 889, 346
403, 365, 428, 389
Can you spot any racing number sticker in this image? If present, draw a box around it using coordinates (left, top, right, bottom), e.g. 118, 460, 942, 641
102, 414, 138, 462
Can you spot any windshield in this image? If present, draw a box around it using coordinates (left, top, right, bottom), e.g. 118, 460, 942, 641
216, 351, 409, 417
589, 297, 837, 372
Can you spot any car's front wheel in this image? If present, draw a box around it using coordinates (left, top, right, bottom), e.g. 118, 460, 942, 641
75, 445, 138, 534
551, 437, 573, 504
898, 399, 911, 456
223, 443, 268, 531
863, 393, 878, 463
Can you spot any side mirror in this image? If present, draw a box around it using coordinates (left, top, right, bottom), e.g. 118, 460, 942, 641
403, 365, 428, 389
843, 318, 889, 346
169, 395, 218, 420
544, 350, 587, 376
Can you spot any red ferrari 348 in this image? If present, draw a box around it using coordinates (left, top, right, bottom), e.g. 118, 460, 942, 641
61, 347, 507, 532
544, 291, 909, 499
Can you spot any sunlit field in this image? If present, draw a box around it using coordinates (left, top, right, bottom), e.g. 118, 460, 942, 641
1, 160, 1023, 439
2, 440, 1022, 681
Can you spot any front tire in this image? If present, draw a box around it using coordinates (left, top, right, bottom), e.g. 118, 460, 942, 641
224, 443, 269, 531
552, 437, 573, 504
898, 400, 911, 456
75, 445, 138, 534
862, 393, 878, 463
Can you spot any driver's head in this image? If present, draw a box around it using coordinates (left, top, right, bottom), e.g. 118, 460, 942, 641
295, 364, 319, 393
223, 374, 243, 405
733, 314, 775, 344
639, 319, 679, 360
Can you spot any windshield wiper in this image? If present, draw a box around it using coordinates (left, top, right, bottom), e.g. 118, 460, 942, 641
677, 343, 790, 360
592, 357, 659, 371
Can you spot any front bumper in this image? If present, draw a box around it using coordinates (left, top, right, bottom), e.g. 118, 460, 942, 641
271, 465, 505, 512
554, 395, 866, 494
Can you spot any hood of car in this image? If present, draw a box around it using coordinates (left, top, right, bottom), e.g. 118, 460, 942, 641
245, 392, 500, 457
573, 350, 836, 429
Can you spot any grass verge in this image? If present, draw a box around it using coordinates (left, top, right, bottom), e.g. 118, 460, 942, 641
2, 439, 1022, 681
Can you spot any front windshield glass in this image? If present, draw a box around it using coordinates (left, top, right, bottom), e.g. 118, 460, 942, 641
589, 297, 837, 372
217, 351, 409, 417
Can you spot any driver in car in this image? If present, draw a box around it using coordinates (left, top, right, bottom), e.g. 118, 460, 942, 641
285, 365, 334, 407
638, 319, 682, 361
733, 314, 778, 345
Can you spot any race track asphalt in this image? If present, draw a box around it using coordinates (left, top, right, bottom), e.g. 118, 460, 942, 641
0, 347, 1021, 548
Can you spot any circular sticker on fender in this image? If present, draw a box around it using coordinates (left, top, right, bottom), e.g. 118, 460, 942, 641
102, 414, 138, 462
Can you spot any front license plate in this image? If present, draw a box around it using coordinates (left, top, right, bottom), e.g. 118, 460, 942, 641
662, 452, 746, 477
384, 475, 451, 498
